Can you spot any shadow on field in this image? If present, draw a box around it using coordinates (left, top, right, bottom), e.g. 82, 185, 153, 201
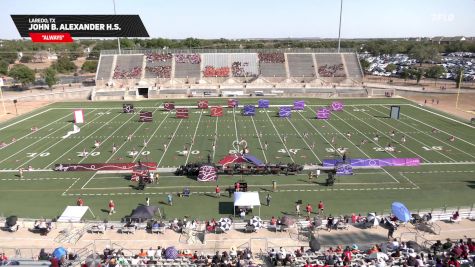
465, 180, 475, 189
218, 202, 234, 215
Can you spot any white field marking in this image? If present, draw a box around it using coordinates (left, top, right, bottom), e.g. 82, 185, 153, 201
372, 106, 475, 160
157, 119, 184, 166
398, 172, 420, 189
331, 111, 398, 159
420, 161, 475, 165
363, 106, 456, 162
409, 104, 475, 129
0, 169, 54, 172
185, 110, 203, 164
285, 117, 321, 163
381, 168, 400, 184
0, 109, 97, 165
264, 110, 294, 162
212, 116, 218, 161
133, 110, 170, 162
0, 108, 51, 131
232, 108, 239, 143
80, 172, 98, 190
387, 105, 475, 148
299, 108, 341, 156
340, 109, 429, 162
62, 177, 81, 195
41, 110, 120, 168
0, 177, 77, 181
1, 111, 72, 149
105, 107, 161, 163
250, 116, 268, 163
78, 108, 144, 165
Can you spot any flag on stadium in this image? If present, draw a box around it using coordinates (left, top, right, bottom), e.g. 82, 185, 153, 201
198, 100, 209, 109
242, 105, 256, 116
176, 108, 189, 118
210, 106, 223, 117
164, 102, 175, 111
228, 99, 239, 108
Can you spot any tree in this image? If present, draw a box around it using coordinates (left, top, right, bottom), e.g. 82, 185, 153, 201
426, 65, 445, 86
51, 56, 76, 74
385, 64, 397, 73
410, 45, 440, 66
19, 55, 33, 63
81, 60, 98, 73
8, 64, 35, 87
400, 68, 410, 83
0, 60, 8, 75
43, 67, 58, 89
413, 68, 425, 84
359, 59, 370, 72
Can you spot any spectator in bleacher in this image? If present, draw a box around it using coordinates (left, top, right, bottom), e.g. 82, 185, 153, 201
38, 249, 50, 261
446, 256, 460, 267
342, 246, 352, 265
443, 239, 453, 250
450, 211, 460, 222
327, 214, 334, 231
431, 240, 443, 253
468, 238, 475, 253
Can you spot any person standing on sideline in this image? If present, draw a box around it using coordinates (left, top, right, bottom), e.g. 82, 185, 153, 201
146, 197, 150, 206
296, 203, 301, 217
155, 173, 160, 184
167, 194, 173, 206
266, 194, 272, 206
108, 200, 116, 215
318, 201, 325, 215
316, 169, 321, 180
112, 143, 117, 153
264, 141, 268, 151
76, 197, 84, 206
19, 167, 24, 179
388, 225, 395, 240
215, 185, 221, 198
306, 203, 313, 216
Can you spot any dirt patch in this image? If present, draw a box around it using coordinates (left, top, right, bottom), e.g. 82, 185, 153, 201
403, 93, 475, 121
0, 101, 53, 123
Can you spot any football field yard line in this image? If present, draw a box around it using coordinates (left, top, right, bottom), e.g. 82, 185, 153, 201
331, 111, 398, 158
185, 110, 203, 164
133, 108, 170, 162
79, 108, 145, 165
0, 110, 93, 165
232, 108, 239, 143
104, 107, 161, 163
8, 109, 100, 168
265, 110, 294, 162
0, 108, 51, 132
41, 109, 121, 168
362, 106, 456, 162
371, 106, 475, 160
285, 117, 321, 163
398, 172, 420, 189
250, 116, 268, 163
299, 108, 340, 155
409, 104, 475, 130
62, 177, 81, 196
157, 119, 183, 166
80, 172, 98, 190
212, 116, 218, 161
382, 105, 475, 148
340, 109, 429, 162
1, 111, 72, 150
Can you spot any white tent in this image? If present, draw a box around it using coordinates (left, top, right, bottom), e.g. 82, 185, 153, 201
57, 206, 95, 223
233, 192, 261, 217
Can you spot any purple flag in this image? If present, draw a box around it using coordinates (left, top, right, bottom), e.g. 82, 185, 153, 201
258, 99, 270, 108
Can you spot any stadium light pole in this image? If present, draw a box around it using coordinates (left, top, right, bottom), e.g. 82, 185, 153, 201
113, 0, 121, 54
337, 0, 343, 53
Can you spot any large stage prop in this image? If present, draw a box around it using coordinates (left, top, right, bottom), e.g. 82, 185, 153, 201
74, 109, 84, 124
258, 99, 270, 108
197, 100, 209, 109
242, 105, 256, 116
197, 165, 218, 182
210, 106, 223, 117
164, 102, 175, 111
390, 106, 400, 119
278, 106, 292, 118
54, 162, 157, 171
139, 111, 153, 122
293, 100, 305, 110
323, 158, 420, 168
176, 108, 189, 119
316, 101, 344, 119
228, 99, 239, 108
123, 104, 134, 113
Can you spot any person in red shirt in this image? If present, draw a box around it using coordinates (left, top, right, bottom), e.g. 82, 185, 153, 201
342, 247, 352, 265
235, 182, 240, 192
76, 198, 84, 206
306, 204, 313, 216
108, 200, 116, 215
215, 185, 221, 198
468, 238, 475, 253
318, 200, 325, 215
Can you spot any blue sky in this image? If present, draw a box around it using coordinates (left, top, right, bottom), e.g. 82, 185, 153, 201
0, 0, 474, 39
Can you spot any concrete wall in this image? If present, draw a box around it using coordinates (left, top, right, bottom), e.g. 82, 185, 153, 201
3, 88, 92, 102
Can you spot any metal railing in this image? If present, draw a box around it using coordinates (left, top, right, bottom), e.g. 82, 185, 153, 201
100, 48, 355, 55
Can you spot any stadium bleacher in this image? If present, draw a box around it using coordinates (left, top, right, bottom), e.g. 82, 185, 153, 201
113, 55, 144, 79
174, 53, 201, 80
287, 54, 315, 78
144, 52, 172, 78
315, 53, 346, 77
96, 55, 114, 80
343, 53, 364, 79
258, 53, 287, 77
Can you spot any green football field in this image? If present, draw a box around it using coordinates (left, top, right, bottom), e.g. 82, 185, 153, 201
0, 98, 474, 221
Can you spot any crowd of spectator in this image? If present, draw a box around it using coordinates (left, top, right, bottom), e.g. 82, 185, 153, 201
113, 66, 142, 79
317, 64, 345, 77
258, 53, 285, 63
145, 66, 172, 78
267, 237, 475, 266
175, 54, 201, 64
203, 66, 230, 77
231, 61, 256, 77
145, 52, 172, 62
